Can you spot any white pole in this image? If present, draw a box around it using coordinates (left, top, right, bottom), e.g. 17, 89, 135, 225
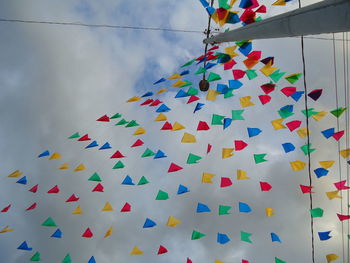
204, 0, 350, 44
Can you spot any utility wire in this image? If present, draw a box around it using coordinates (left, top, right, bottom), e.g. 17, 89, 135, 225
0, 18, 203, 33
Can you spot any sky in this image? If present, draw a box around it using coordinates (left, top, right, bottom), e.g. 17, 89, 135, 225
0, 0, 349, 263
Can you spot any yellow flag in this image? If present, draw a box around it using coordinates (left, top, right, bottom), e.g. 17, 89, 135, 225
74, 164, 85, 172
58, 163, 70, 170
260, 62, 278, 76
290, 160, 306, 171
265, 208, 275, 217
168, 73, 182, 79
181, 132, 196, 143
297, 127, 310, 138
126, 96, 141, 102
340, 148, 350, 158
166, 216, 181, 227
172, 122, 185, 131
272, 0, 286, 5
240, 96, 254, 107
130, 246, 143, 255
206, 89, 219, 101
326, 190, 342, 200
133, 127, 146, 135
72, 205, 83, 215
156, 88, 167, 94
237, 169, 249, 180
312, 111, 327, 121
319, 161, 335, 169
104, 226, 113, 238
8, 170, 23, 178
0, 226, 14, 234
172, 80, 186, 87
102, 202, 113, 211
222, 148, 234, 159
49, 152, 61, 160
326, 253, 339, 262
202, 173, 216, 183
271, 119, 286, 130
215, 260, 224, 263
154, 113, 167, 121
225, 46, 238, 57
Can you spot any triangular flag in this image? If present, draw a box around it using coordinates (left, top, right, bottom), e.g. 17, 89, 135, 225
72, 205, 83, 215
131, 139, 144, 147
156, 190, 169, 200
113, 161, 125, 169
102, 202, 113, 211
157, 245, 168, 255
74, 164, 85, 172
88, 172, 102, 182
120, 202, 131, 212
49, 152, 61, 160
168, 163, 183, 172
82, 228, 93, 238
30, 251, 41, 261
92, 183, 104, 192
191, 230, 206, 240
68, 132, 80, 139
222, 148, 234, 159
104, 226, 113, 238
130, 246, 143, 255
42, 217, 57, 227
154, 113, 167, 121
51, 228, 62, 238
167, 216, 181, 227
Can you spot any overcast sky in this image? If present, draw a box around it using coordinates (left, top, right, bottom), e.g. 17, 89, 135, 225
0, 0, 349, 263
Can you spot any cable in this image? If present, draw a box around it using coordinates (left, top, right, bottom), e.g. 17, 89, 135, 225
0, 18, 203, 34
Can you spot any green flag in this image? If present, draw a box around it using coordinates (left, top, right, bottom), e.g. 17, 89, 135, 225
62, 254, 72, 263
275, 257, 286, 263
141, 148, 156, 158
195, 67, 207, 75
156, 190, 169, 200
219, 0, 231, 9
245, 69, 258, 80
125, 120, 139, 128
68, 132, 80, 139
232, 110, 244, 120
285, 73, 302, 84
181, 59, 195, 68
240, 231, 252, 243
88, 172, 102, 182
278, 108, 294, 119
300, 144, 316, 155
137, 176, 149, 185
110, 113, 122, 119
212, 114, 225, 125
310, 208, 324, 218
224, 89, 234, 99
187, 153, 202, 164
269, 69, 286, 83
254, 154, 267, 164
219, 205, 231, 215
301, 108, 318, 118
207, 72, 221, 82
42, 217, 57, 227
115, 119, 128, 126
30, 252, 41, 261
330, 107, 347, 118
113, 161, 125, 169
187, 87, 198, 96
191, 230, 206, 240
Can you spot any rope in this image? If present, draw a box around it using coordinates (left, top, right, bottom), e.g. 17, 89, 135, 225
0, 18, 203, 34
297, 0, 315, 261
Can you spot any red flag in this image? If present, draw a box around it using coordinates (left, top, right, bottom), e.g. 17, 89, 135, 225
187, 258, 193, 263
286, 120, 302, 132
281, 86, 296, 97
232, 69, 246, 80
131, 139, 144, 147
207, 144, 212, 154
234, 140, 248, 151
333, 131, 344, 141
334, 180, 350, 190
78, 134, 91, 141
258, 95, 271, 105
29, 184, 38, 193
120, 202, 131, 212
150, 99, 162, 106
224, 60, 236, 70
66, 194, 79, 202
1, 204, 11, 213
260, 181, 272, 191
168, 163, 183, 173
47, 185, 60, 194
26, 203, 37, 211
221, 177, 233, 187
300, 185, 313, 193
157, 245, 168, 255
161, 122, 173, 130
255, 5, 266, 13
97, 114, 109, 122
92, 183, 104, 192
260, 83, 275, 94
197, 121, 210, 131
187, 95, 199, 104
82, 228, 93, 238
110, 150, 125, 158
140, 99, 154, 106
337, 213, 350, 221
